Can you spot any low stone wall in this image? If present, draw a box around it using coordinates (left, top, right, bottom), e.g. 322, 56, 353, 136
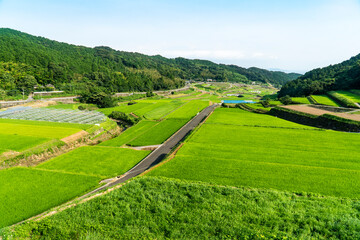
0, 100, 31, 108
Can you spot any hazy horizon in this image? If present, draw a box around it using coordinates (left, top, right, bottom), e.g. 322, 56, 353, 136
0, 0, 360, 73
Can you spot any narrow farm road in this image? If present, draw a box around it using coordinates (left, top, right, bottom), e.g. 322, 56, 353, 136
83, 103, 218, 197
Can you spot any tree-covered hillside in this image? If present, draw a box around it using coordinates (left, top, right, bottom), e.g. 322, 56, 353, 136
279, 54, 360, 97
0, 28, 299, 97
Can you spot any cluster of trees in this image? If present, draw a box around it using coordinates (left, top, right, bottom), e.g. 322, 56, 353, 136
279, 54, 360, 97
109, 111, 141, 126
0, 28, 300, 99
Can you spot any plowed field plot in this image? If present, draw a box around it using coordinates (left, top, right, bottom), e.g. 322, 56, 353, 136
150, 108, 360, 198
282, 105, 360, 121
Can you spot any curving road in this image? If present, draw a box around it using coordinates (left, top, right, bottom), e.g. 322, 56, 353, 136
83, 103, 218, 197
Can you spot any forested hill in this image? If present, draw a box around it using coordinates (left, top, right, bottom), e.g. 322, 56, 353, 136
278, 54, 360, 97
0, 28, 299, 96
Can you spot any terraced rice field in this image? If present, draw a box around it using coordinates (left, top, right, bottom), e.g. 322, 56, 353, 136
150, 108, 360, 198
100, 99, 210, 147
206, 108, 314, 128
0, 119, 88, 155
165, 100, 209, 120
128, 119, 188, 146
0, 167, 100, 228
99, 100, 184, 119
292, 97, 310, 104
312, 95, 340, 106
334, 91, 360, 104
37, 146, 150, 178
0, 144, 150, 228
100, 121, 158, 147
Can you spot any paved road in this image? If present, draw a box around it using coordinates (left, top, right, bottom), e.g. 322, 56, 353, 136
83, 103, 218, 197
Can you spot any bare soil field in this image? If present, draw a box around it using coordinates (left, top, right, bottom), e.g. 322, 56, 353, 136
282, 105, 360, 122
61, 130, 89, 144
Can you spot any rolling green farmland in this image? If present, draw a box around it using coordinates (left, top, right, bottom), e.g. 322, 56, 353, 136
0, 119, 87, 155
335, 90, 360, 103
0, 122, 82, 139
99, 100, 186, 120
0, 134, 49, 153
5, 177, 360, 240
312, 95, 340, 106
0, 167, 99, 228
100, 121, 158, 147
150, 108, 360, 198
206, 108, 314, 129
129, 119, 188, 146
292, 97, 310, 104
134, 101, 184, 119
37, 146, 150, 178
165, 100, 209, 120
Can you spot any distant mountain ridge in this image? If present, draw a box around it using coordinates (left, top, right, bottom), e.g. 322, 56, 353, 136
279, 54, 360, 97
0, 28, 299, 96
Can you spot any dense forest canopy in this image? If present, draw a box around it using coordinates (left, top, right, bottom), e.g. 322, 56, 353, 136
278, 54, 360, 97
0, 28, 300, 97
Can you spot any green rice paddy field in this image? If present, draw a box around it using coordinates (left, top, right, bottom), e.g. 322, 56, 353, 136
0, 145, 150, 228
311, 95, 340, 106
335, 90, 360, 103
7, 177, 360, 239
0, 167, 100, 228
150, 108, 360, 198
101, 99, 209, 147
36, 146, 150, 178
292, 97, 310, 104
0, 119, 88, 155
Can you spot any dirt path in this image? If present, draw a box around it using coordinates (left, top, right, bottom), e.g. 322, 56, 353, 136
282, 105, 360, 122
61, 130, 89, 144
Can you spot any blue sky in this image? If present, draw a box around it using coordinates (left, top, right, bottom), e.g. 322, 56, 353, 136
0, 0, 360, 73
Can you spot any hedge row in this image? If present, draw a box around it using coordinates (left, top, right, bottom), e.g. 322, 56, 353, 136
307, 96, 317, 104
269, 107, 360, 132
327, 92, 359, 108
235, 103, 268, 114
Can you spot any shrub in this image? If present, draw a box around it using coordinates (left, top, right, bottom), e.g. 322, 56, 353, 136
146, 91, 155, 97
79, 85, 116, 108
109, 111, 140, 126
279, 95, 293, 105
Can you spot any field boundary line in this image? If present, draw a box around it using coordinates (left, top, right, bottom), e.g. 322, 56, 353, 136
159, 101, 187, 120
176, 153, 360, 173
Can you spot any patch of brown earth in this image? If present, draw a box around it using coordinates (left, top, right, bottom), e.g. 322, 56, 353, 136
282, 105, 360, 122
1, 151, 20, 158
282, 105, 329, 116
61, 130, 89, 144
24, 100, 57, 108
